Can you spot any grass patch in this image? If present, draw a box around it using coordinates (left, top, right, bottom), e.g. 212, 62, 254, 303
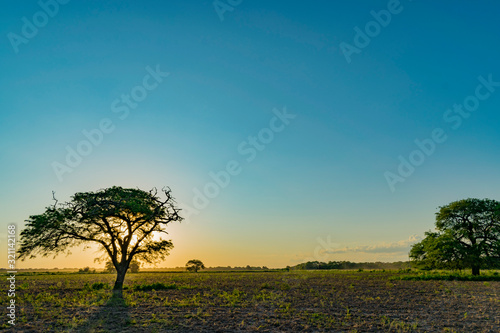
391, 271, 500, 281
132, 282, 178, 291
83, 282, 110, 290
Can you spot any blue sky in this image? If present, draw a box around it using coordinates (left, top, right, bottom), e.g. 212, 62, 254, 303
1, 0, 499, 268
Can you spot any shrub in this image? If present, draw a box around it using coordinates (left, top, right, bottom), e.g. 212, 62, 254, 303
133, 282, 178, 291
83, 282, 109, 290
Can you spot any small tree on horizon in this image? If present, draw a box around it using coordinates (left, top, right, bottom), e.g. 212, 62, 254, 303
17, 186, 183, 297
129, 260, 140, 273
78, 266, 96, 273
186, 259, 205, 273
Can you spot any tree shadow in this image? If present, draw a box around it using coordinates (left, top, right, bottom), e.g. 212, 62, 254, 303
71, 294, 131, 333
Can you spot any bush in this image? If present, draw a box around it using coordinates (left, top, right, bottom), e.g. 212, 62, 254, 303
78, 267, 96, 273
83, 282, 109, 290
133, 282, 178, 291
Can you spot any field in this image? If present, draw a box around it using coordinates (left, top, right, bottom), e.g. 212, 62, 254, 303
2, 270, 499, 332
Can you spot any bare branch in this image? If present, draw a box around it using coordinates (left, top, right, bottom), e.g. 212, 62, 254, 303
51, 191, 58, 209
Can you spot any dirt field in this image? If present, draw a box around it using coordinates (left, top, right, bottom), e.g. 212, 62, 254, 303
1, 270, 499, 332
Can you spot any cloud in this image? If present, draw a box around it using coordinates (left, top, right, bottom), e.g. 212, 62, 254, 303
291, 235, 423, 265
322, 235, 422, 255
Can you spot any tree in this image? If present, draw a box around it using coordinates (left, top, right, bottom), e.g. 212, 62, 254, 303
409, 230, 465, 270
186, 259, 205, 273
78, 266, 96, 273
129, 260, 140, 273
18, 186, 183, 297
104, 260, 116, 273
410, 198, 500, 275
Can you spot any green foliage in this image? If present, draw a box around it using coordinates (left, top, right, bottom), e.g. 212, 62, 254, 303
129, 260, 140, 273
18, 186, 182, 295
392, 271, 500, 281
409, 230, 465, 270
132, 282, 178, 291
5, 270, 497, 331
19, 186, 181, 263
218, 288, 246, 306
410, 198, 500, 275
104, 261, 116, 273
280, 283, 291, 291
186, 259, 205, 273
292, 261, 408, 270
83, 282, 110, 290
78, 267, 96, 273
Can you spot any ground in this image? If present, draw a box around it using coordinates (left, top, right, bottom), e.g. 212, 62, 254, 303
1, 270, 499, 332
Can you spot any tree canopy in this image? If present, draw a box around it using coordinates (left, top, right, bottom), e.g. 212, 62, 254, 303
186, 259, 205, 273
18, 186, 183, 296
410, 198, 500, 275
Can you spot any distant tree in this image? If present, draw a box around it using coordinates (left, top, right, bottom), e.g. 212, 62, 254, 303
18, 186, 183, 297
410, 198, 500, 275
186, 259, 205, 273
129, 260, 140, 273
305, 261, 320, 269
104, 261, 116, 273
105, 259, 140, 273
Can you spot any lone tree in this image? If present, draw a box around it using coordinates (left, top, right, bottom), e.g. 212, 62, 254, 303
410, 198, 500, 275
18, 186, 183, 297
186, 259, 205, 273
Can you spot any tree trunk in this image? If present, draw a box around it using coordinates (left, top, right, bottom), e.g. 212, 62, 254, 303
471, 264, 480, 276
113, 269, 127, 298
470, 247, 480, 276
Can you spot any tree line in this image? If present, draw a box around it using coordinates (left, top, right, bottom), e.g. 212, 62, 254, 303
292, 261, 409, 270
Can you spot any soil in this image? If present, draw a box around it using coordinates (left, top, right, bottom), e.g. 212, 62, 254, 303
2, 271, 499, 332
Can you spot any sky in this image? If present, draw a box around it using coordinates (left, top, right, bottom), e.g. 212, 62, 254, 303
1, 0, 499, 269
